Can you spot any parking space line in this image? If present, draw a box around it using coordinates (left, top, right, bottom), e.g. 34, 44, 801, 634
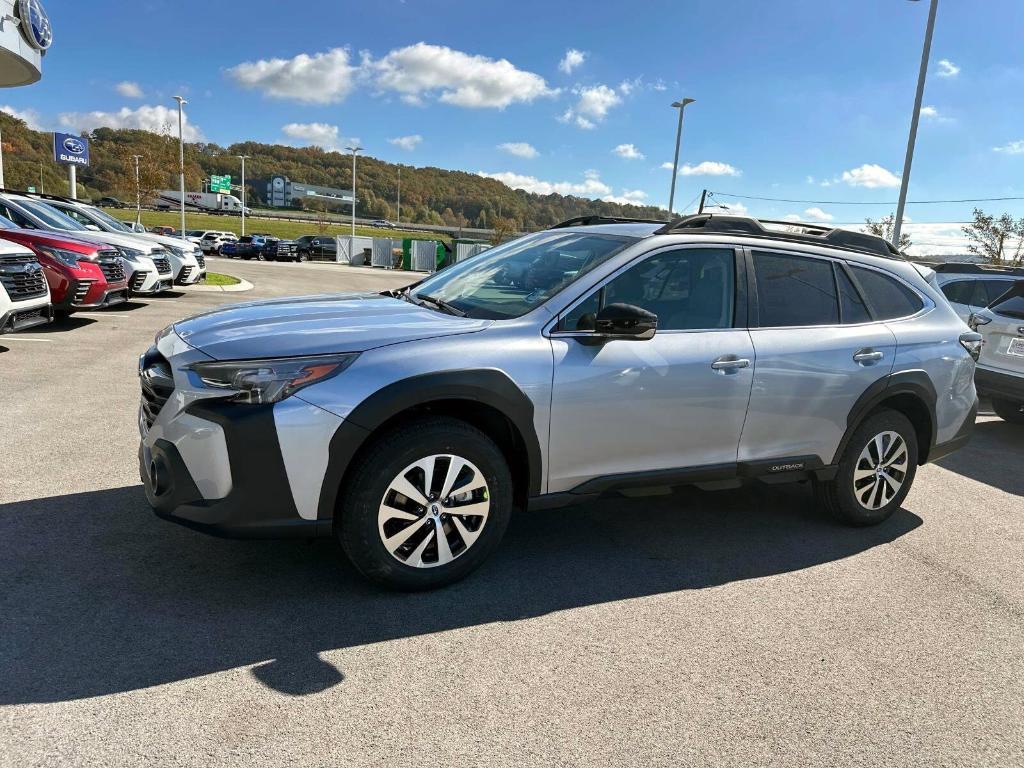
0, 336, 53, 342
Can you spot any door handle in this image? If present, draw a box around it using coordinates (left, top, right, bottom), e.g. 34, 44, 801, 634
853, 348, 884, 363
711, 355, 751, 372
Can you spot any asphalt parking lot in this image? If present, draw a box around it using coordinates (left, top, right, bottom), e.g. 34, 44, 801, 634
1, 257, 1022, 767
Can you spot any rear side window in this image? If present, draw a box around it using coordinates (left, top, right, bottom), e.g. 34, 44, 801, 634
752, 251, 838, 327
940, 280, 977, 305
850, 266, 924, 320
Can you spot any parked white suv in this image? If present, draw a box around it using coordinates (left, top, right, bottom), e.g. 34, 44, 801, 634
0, 239, 51, 333
934, 263, 1024, 322
35, 196, 205, 285
200, 231, 238, 254
969, 280, 1024, 423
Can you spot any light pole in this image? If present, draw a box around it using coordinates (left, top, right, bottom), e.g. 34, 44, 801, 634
893, 0, 938, 247
236, 154, 250, 236
172, 95, 188, 241
396, 166, 401, 225
346, 145, 363, 241
131, 154, 143, 226
668, 98, 695, 217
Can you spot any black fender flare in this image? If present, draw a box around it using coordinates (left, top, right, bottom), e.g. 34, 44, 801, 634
316, 369, 544, 520
831, 370, 938, 465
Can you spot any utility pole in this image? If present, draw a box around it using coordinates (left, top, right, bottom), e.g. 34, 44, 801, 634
173, 95, 188, 240
668, 98, 695, 216
39, 162, 43, 193
0, 125, 6, 188
131, 154, 143, 226
893, 0, 938, 247
236, 154, 250, 236
346, 145, 363, 242
396, 166, 401, 225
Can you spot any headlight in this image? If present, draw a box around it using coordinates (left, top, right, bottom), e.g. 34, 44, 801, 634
166, 244, 188, 258
118, 245, 146, 262
37, 246, 84, 268
188, 354, 358, 404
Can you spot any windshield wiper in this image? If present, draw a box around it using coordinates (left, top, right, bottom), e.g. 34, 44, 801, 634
416, 293, 466, 317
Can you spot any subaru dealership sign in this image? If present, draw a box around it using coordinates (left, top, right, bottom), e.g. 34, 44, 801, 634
0, 0, 50, 86
53, 133, 89, 166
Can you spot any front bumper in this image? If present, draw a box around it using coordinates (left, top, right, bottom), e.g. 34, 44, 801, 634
54, 279, 129, 311
0, 300, 53, 333
976, 366, 1024, 403
174, 264, 202, 285
129, 269, 174, 295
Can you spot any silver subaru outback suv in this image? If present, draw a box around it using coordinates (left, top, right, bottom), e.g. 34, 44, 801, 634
139, 214, 981, 590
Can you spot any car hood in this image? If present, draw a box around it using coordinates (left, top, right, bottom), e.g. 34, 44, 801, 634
173, 292, 491, 359
55, 228, 165, 253
137, 232, 201, 253
0, 228, 116, 256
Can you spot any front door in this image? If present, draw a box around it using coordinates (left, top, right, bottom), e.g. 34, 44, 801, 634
547, 246, 755, 493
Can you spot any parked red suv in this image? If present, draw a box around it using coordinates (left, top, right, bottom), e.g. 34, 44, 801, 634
0, 225, 129, 313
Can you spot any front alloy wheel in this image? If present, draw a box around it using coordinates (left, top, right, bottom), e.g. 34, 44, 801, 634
378, 455, 490, 568
853, 431, 909, 510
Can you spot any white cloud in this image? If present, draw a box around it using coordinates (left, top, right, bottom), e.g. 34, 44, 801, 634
602, 188, 649, 205
228, 48, 357, 104
676, 161, 741, 177
388, 134, 422, 151
368, 43, 556, 109
560, 83, 622, 129
478, 170, 612, 198
282, 122, 346, 150
840, 163, 900, 188
58, 105, 204, 141
803, 207, 834, 222
936, 59, 960, 78
0, 104, 43, 130
613, 143, 644, 160
805, 175, 815, 184
920, 105, 938, 118
558, 49, 586, 75
115, 81, 144, 99
919, 105, 952, 123
993, 140, 1024, 155
498, 141, 539, 158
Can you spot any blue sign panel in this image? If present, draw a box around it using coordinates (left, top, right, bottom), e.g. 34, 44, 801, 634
53, 132, 89, 166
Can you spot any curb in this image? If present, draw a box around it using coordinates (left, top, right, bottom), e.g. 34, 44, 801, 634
184, 277, 254, 293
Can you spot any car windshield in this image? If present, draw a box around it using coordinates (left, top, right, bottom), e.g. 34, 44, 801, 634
84, 205, 133, 232
410, 231, 636, 319
0, 214, 15, 229
18, 199, 88, 230
989, 281, 1024, 319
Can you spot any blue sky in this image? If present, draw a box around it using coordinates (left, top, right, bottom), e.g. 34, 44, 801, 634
4, 0, 1024, 253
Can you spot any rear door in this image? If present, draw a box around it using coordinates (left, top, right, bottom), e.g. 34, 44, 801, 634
739, 249, 897, 466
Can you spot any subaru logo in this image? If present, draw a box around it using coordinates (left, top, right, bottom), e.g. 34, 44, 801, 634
17, 0, 52, 51
62, 137, 85, 155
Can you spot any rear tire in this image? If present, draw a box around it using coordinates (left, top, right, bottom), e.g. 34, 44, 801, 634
992, 398, 1024, 424
818, 409, 918, 526
337, 417, 513, 591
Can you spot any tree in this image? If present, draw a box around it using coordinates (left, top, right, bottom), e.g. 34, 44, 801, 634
962, 208, 1024, 266
864, 214, 912, 251
490, 216, 516, 245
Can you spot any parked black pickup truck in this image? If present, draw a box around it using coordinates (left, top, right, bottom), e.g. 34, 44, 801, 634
268, 235, 337, 262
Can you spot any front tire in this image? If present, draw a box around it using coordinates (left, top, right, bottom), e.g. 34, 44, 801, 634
818, 409, 918, 526
992, 398, 1024, 424
337, 417, 513, 590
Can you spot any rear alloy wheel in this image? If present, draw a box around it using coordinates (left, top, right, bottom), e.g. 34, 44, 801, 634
818, 409, 918, 526
338, 417, 512, 590
992, 398, 1024, 424
298, 252, 308, 263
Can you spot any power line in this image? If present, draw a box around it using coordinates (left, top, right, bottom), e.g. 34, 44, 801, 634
708, 190, 1024, 206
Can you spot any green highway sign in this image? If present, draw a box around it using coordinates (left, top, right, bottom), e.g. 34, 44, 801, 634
210, 174, 232, 193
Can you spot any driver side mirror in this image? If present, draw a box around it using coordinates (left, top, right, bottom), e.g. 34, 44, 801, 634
85, 224, 101, 231
594, 303, 657, 340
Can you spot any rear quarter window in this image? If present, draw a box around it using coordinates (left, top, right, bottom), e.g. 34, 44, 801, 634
850, 265, 924, 320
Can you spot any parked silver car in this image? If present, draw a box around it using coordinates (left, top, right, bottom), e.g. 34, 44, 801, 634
969, 280, 1024, 423
139, 214, 981, 589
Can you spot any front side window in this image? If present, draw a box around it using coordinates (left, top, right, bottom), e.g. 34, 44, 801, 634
559, 248, 736, 332
753, 250, 839, 327
410, 231, 636, 320
18, 200, 87, 231
850, 265, 923, 320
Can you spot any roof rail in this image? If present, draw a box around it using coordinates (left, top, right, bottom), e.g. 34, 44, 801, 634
932, 262, 1024, 276
20, 190, 76, 204
551, 215, 669, 229
653, 214, 905, 260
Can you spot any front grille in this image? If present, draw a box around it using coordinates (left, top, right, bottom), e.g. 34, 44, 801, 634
0, 253, 48, 300
98, 252, 125, 284
73, 279, 94, 304
151, 254, 172, 275
176, 266, 193, 284
140, 347, 175, 429
130, 271, 150, 291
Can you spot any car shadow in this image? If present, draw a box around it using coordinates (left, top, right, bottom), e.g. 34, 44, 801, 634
0, 481, 920, 704
144, 290, 186, 299
23, 316, 96, 332
100, 301, 149, 312
934, 417, 1023, 497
